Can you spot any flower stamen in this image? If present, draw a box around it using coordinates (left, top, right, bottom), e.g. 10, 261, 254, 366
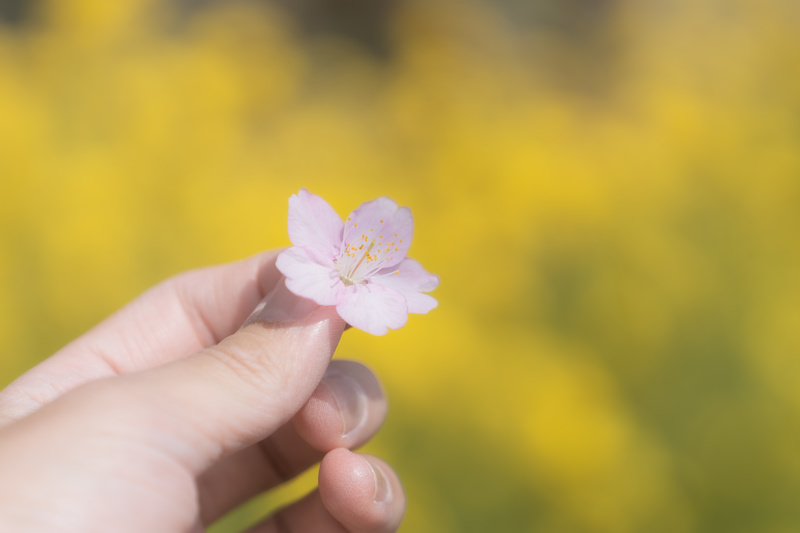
339, 239, 377, 285
350, 240, 375, 276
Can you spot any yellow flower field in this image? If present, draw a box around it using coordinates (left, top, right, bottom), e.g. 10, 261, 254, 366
2, 0, 800, 531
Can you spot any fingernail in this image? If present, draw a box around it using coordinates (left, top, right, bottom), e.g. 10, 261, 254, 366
321, 369, 368, 439
367, 459, 393, 504
244, 278, 319, 326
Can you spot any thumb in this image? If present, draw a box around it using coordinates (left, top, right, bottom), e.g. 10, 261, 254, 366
122, 280, 346, 472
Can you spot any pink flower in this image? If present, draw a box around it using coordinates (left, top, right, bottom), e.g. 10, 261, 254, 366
276, 189, 439, 335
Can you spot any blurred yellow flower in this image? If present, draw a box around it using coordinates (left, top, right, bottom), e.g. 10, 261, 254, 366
2, 0, 800, 531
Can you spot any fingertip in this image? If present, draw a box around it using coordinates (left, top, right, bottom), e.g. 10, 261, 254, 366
291, 381, 345, 448
319, 449, 406, 532
293, 360, 387, 451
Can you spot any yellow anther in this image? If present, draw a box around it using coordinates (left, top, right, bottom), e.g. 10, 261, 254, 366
348, 240, 376, 276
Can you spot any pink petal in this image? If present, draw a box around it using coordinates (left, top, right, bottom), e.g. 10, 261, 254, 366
341, 197, 413, 272
372, 258, 439, 314
287, 189, 343, 257
336, 283, 408, 336
276, 247, 344, 306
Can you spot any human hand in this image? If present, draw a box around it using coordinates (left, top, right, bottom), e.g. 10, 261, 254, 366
0, 250, 406, 532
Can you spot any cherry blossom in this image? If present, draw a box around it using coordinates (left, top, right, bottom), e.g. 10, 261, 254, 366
276, 189, 439, 335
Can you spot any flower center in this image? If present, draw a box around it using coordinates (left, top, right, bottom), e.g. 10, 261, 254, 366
337, 231, 399, 285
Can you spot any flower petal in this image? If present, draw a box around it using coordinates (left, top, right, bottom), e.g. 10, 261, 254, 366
340, 197, 413, 273
336, 283, 408, 336
276, 247, 344, 306
373, 258, 440, 314
287, 189, 343, 257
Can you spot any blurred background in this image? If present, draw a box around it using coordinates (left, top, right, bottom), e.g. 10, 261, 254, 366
2, 0, 800, 531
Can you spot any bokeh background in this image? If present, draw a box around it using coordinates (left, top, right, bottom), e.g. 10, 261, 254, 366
2, 0, 800, 531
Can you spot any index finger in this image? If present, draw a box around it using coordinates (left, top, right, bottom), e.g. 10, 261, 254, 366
0, 250, 283, 423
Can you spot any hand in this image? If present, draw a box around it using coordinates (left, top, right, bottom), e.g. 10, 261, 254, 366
0, 251, 406, 532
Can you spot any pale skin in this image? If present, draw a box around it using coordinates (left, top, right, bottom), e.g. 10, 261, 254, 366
0, 250, 406, 532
